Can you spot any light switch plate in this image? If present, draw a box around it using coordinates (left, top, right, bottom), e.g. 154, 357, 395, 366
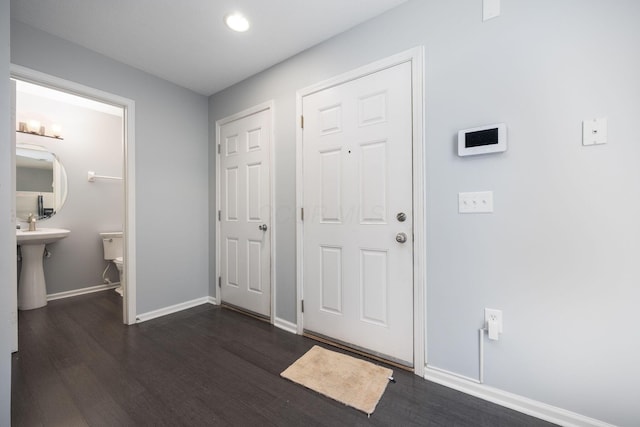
583, 118, 607, 146
459, 191, 494, 213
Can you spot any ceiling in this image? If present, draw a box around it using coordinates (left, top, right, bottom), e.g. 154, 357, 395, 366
11, 0, 408, 96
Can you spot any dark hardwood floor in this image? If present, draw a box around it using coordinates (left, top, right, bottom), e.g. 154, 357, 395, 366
12, 291, 554, 426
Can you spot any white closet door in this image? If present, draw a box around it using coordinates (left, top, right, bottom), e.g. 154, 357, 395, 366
219, 108, 271, 317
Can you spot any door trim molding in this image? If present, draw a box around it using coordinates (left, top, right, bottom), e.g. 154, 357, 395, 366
295, 47, 425, 376
10, 64, 137, 325
215, 100, 276, 324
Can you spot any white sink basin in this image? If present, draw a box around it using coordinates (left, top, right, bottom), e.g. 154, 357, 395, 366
17, 228, 70, 310
17, 228, 70, 245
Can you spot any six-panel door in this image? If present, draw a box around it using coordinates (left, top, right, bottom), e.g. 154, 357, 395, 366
301, 62, 414, 365
219, 108, 271, 317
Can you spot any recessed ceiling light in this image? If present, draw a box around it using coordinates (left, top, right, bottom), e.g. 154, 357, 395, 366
224, 12, 250, 32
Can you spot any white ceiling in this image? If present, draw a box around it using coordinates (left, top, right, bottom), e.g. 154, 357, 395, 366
11, 0, 408, 96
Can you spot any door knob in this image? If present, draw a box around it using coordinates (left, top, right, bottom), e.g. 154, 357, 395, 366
259, 224, 268, 231
395, 232, 407, 243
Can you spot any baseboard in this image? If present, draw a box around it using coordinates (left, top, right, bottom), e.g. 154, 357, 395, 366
207, 296, 218, 305
136, 297, 210, 323
424, 366, 614, 427
47, 283, 119, 301
274, 317, 297, 334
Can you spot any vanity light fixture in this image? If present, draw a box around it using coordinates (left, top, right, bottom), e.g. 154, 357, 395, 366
17, 120, 64, 140
224, 12, 250, 32
27, 120, 41, 134
51, 124, 62, 138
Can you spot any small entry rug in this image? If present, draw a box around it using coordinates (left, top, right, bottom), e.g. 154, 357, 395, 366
280, 345, 393, 415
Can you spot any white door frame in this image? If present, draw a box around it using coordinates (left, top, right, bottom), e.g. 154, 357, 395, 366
10, 64, 137, 325
215, 101, 276, 323
295, 47, 426, 376
10, 79, 17, 351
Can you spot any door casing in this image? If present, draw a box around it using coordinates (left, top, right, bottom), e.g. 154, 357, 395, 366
10, 64, 137, 325
215, 101, 276, 324
295, 47, 426, 376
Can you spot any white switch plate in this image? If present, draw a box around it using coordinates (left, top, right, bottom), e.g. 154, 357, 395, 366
459, 191, 494, 213
483, 0, 501, 21
583, 117, 607, 146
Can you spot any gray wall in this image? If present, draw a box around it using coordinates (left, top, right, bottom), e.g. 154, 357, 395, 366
208, 1, 640, 425
16, 92, 124, 294
16, 166, 52, 192
11, 20, 210, 314
1, 0, 13, 423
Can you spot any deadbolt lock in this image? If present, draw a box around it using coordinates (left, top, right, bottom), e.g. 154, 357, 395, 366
396, 212, 407, 222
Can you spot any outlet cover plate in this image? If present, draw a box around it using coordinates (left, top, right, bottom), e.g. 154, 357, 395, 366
484, 308, 503, 333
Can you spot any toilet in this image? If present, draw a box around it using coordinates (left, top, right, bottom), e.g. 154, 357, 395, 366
100, 231, 124, 296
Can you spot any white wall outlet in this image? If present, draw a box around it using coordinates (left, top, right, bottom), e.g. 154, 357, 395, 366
459, 191, 494, 214
485, 308, 503, 340
582, 117, 607, 146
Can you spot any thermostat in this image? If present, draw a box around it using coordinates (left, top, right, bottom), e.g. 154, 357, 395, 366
458, 123, 507, 156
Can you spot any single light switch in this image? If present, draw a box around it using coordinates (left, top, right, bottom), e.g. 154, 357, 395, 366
459, 191, 494, 214
483, 0, 501, 21
583, 118, 607, 146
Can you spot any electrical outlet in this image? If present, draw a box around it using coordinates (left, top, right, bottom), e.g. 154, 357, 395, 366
484, 308, 503, 333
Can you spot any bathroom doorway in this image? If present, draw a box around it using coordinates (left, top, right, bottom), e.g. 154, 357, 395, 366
10, 66, 136, 348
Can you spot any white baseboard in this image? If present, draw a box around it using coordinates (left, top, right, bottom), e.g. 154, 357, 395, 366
274, 317, 297, 334
424, 366, 614, 427
207, 296, 218, 305
136, 296, 210, 323
47, 283, 119, 301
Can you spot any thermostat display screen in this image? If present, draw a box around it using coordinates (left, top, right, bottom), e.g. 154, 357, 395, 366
466, 128, 499, 148
458, 123, 507, 156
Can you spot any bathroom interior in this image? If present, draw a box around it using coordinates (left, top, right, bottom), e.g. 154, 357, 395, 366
14, 80, 126, 317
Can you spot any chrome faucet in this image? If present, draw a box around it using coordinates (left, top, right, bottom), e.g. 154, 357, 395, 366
27, 213, 37, 231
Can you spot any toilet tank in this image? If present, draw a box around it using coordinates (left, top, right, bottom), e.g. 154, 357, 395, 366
100, 231, 123, 261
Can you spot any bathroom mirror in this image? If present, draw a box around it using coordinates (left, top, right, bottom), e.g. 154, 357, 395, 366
16, 144, 68, 221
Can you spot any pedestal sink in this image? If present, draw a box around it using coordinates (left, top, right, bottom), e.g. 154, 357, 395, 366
17, 228, 70, 310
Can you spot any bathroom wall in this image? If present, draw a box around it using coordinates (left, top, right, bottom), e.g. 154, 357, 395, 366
1, 0, 13, 423
208, 0, 640, 425
11, 20, 210, 314
16, 91, 124, 294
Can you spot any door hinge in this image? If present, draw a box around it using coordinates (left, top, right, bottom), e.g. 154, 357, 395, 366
218, 210, 221, 221
218, 276, 221, 287
301, 207, 304, 221
217, 143, 221, 154
301, 300, 304, 313
300, 115, 304, 129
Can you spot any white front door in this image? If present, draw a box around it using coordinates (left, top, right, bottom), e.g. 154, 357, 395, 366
301, 61, 414, 365
219, 107, 272, 317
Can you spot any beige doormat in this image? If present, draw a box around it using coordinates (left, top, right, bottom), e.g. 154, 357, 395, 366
280, 345, 393, 415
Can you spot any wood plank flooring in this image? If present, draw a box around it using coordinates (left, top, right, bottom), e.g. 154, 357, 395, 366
12, 291, 555, 426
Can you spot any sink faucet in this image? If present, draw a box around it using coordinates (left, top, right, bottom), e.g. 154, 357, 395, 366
27, 213, 37, 231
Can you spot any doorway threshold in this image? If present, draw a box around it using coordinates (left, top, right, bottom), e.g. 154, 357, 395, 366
303, 330, 413, 372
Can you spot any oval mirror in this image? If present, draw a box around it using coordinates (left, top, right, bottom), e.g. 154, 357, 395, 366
16, 144, 68, 221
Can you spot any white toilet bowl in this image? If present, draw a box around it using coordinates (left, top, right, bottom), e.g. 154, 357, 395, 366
113, 256, 124, 295
100, 232, 124, 296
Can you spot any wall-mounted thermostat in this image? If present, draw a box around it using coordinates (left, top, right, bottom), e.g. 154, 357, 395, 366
458, 123, 507, 156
